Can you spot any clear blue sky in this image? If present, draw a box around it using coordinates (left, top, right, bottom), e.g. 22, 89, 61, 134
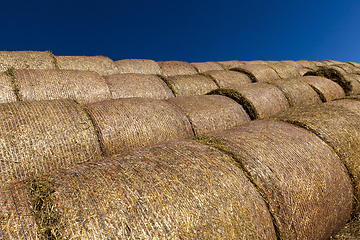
1, 0, 360, 62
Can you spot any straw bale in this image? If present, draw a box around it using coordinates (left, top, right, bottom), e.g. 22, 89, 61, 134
0, 72, 17, 103
202, 70, 252, 88
0, 99, 101, 185
0, 51, 56, 72
343, 74, 360, 95
105, 73, 173, 100
348, 62, 360, 68
190, 61, 224, 73
231, 64, 280, 82
313, 61, 328, 67
326, 99, 360, 116
322, 60, 344, 65
199, 120, 352, 240
0, 140, 277, 239
217, 60, 245, 69
268, 78, 322, 107
265, 62, 299, 78
13, 69, 111, 104
55, 55, 120, 76
299, 76, 345, 102
333, 64, 360, 73
167, 95, 250, 136
84, 98, 194, 156
298, 67, 312, 76
115, 59, 162, 75
208, 82, 290, 119
271, 104, 360, 214
164, 74, 218, 97
157, 61, 198, 77
281, 60, 303, 68
243, 60, 267, 65
331, 214, 360, 239
328, 65, 348, 75
297, 60, 317, 69
114, 59, 139, 73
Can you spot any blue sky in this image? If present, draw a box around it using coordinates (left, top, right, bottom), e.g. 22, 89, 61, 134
1, 0, 360, 62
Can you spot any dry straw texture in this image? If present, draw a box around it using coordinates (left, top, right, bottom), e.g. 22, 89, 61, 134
349, 62, 360, 68
0, 140, 277, 239
326, 99, 360, 116
164, 74, 218, 97
167, 95, 250, 137
265, 62, 300, 78
0, 99, 101, 185
243, 60, 267, 65
333, 64, 360, 73
299, 76, 345, 102
203, 70, 252, 88
0, 72, 17, 103
157, 61, 198, 77
105, 73, 174, 99
343, 74, 360, 95
208, 82, 290, 119
85, 98, 194, 156
297, 67, 312, 76
297, 60, 317, 69
217, 60, 245, 69
271, 104, 360, 214
231, 64, 280, 82
13, 69, 112, 104
322, 60, 344, 65
0, 51, 56, 72
281, 60, 303, 68
114, 59, 162, 75
268, 78, 322, 107
55, 55, 120, 76
190, 61, 224, 73
313, 61, 329, 67
199, 120, 353, 240
114, 59, 139, 73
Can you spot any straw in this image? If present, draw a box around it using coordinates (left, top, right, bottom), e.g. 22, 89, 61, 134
0, 51, 56, 72
115, 59, 162, 75
265, 62, 299, 79
297, 60, 317, 69
326, 99, 360, 116
217, 60, 245, 70
157, 61, 198, 77
281, 60, 303, 68
0, 72, 17, 103
231, 64, 280, 82
202, 70, 252, 88
190, 61, 224, 73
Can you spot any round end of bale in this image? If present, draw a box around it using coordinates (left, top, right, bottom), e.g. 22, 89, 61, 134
0, 51, 56, 72
202, 70, 252, 88
105, 73, 174, 99
0, 72, 17, 103
231, 64, 280, 82
157, 61, 198, 77
217, 60, 245, 69
190, 61, 224, 73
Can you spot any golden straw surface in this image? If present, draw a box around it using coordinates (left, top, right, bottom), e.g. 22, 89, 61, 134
157, 61, 198, 77
231, 64, 280, 82
190, 62, 224, 73
0, 51, 56, 72
326, 99, 360, 116
203, 70, 252, 88
297, 60, 317, 69
266, 62, 299, 78
281, 60, 303, 68
0, 72, 17, 103
217, 60, 245, 69
114, 59, 162, 75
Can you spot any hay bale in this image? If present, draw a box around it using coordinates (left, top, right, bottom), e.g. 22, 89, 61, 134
348, 62, 360, 68
164, 74, 218, 97
267, 78, 322, 107
343, 74, 360, 95
243, 60, 267, 65
0, 72, 17, 103
231, 64, 280, 82
333, 64, 360, 73
271, 104, 360, 214
265, 62, 299, 78
167, 95, 250, 137
202, 70, 252, 88
326, 99, 360, 116
55, 55, 120, 76
298, 67, 313, 76
299, 76, 345, 102
84, 98, 194, 156
0, 140, 277, 239
190, 61, 224, 73
157, 61, 198, 77
105, 73, 174, 100
0, 51, 56, 72
331, 214, 360, 239
11, 69, 111, 104
199, 120, 352, 239
0, 99, 101, 185
313, 61, 329, 67
281, 60, 303, 68
208, 82, 290, 119
217, 60, 245, 69
322, 60, 344, 65
297, 60, 317, 69
115, 59, 162, 75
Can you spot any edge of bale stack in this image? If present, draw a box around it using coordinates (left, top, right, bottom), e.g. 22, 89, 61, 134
231, 64, 280, 82
190, 61, 224, 73
217, 60, 245, 70
115, 59, 162, 75
157, 61, 198, 77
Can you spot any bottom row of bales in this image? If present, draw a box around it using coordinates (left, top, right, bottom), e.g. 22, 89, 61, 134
2, 100, 360, 238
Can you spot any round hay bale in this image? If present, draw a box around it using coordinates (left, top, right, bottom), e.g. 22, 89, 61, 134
0, 99, 101, 185
208, 82, 290, 119
267, 78, 322, 107
84, 98, 194, 156
348, 62, 360, 69
270, 104, 360, 214
243, 60, 267, 65
281, 60, 303, 68
326, 99, 360, 116
322, 59, 344, 65
0, 51, 56, 72
190, 61, 224, 73
55, 55, 120, 76
299, 76, 345, 102
0, 140, 277, 239
115, 59, 162, 75
105, 73, 174, 99
157, 61, 198, 77
202, 70, 252, 88
0, 72, 17, 103
298, 67, 313, 76
331, 214, 360, 239
343, 74, 360, 95
217, 60, 245, 69
167, 95, 250, 137
265, 62, 299, 79
297, 60, 317, 69
333, 63, 360, 73
328, 65, 348, 75
313, 61, 328, 67
114, 59, 139, 73
164, 74, 218, 97
199, 120, 352, 240
12, 69, 111, 104
231, 64, 280, 82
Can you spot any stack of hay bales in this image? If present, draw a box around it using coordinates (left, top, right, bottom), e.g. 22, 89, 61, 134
265, 61, 300, 78
164, 74, 218, 96
0, 72, 17, 103
115, 59, 162, 75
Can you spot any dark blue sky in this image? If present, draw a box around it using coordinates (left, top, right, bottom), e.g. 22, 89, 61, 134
1, 0, 359, 62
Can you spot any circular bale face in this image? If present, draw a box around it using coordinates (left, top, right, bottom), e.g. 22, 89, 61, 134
165, 75, 218, 97
157, 61, 198, 77
217, 60, 245, 70
0, 99, 101, 185
84, 98, 194, 156
208, 82, 290, 119
190, 62, 224, 73
231, 64, 280, 82
270, 104, 360, 214
0, 51, 56, 72
167, 95, 250, 137
55, 55, 120, 76
0, 140, 277, 239
0, 72, 17, 103
14, 69, 112, 104
299, 76, 345, 102
200, 120, 353, 240
105, 73, 174, 100
203, 70, 252, 88
268, 78, 322, 107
